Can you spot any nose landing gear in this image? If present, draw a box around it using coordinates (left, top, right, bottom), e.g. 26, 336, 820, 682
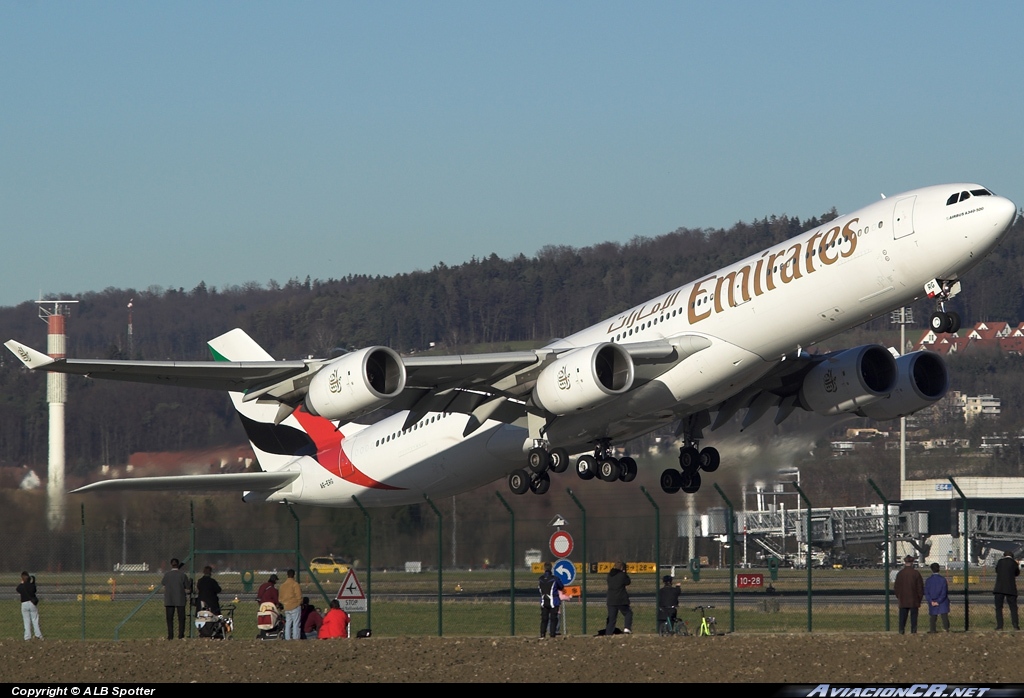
926, 278, 962, 334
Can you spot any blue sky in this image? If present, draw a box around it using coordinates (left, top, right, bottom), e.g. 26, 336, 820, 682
2, 1, 1021, 308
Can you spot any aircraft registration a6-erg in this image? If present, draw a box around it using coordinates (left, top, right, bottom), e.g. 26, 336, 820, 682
5, 184, 1018, 507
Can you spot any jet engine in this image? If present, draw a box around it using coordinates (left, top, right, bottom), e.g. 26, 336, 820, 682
858, 351, 948, 420
304, 347, 406, 422
533, 343, 634, 416
799, 345, 898, 416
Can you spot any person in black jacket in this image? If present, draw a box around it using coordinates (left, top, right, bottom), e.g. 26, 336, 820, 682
196, 566, 222, 615
993, 550, 1020, 631
658, 575, 682, 630
604, 561, 632, 635
537, 562, 564, 638
16, 572, 42, 640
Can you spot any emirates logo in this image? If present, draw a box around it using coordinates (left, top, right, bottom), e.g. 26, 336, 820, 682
328, 369, 343, 393
823, 369, 838, 393
557, 366, 571, 391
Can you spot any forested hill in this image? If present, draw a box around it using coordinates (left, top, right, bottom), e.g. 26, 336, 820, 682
0, 209, 1022, 473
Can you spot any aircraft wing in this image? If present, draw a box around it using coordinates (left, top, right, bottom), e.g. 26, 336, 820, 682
70, 471, 299, 494
5, 332, 705, 429
4, 339, 310, 391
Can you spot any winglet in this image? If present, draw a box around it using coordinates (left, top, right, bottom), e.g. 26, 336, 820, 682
4, 340, 55, 370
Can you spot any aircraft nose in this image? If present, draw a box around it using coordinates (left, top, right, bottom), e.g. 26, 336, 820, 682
991, 195, 1018, 231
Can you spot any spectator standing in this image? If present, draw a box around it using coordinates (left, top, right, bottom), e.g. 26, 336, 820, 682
924, 563, 950, 633
257, 574, 279, 606
161, 558, 191, 640
658, 575, 682, 631
279, 569, 302, 640
196, 566, 222, 615
537, 562, 564, 638
604, 561, 632, 636
993, 550, 1020, 631
16, 572, 42, 641
894, 555, 924, 635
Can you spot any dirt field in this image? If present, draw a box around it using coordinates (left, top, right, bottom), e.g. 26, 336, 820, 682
3, 632, 1024, 684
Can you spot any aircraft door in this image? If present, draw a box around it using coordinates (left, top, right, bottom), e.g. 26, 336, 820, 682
893, 196, 916, 239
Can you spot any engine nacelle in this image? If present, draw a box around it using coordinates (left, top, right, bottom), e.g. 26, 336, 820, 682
858, 351, 949, 421
304, 347, 406, 422
799, 345, 898, 416
533, 343, 634, 416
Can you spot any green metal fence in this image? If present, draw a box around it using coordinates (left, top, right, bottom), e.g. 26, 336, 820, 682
1, 484, 1001, 640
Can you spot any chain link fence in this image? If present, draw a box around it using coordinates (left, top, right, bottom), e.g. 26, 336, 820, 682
2, 488, 1006, 640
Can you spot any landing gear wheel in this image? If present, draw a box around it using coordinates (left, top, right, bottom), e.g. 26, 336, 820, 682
619, 457, 638, 482
948, 311, 961, 334
699, 447, 720, 473
598, 458, 621, 482
549, 447, 570, 474
679, 446, 700, 472
576, 455, 597, 480
681, 470, 702, 494
529, 472, 551, 495
508, 469, 530, 495
527, 447, 551, 474
660, 469, 682, 494
930, 311, 954, 334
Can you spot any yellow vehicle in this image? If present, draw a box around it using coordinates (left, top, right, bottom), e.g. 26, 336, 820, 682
309, 556, 349, 576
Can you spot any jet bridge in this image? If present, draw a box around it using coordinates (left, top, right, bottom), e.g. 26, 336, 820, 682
692, 505, 920, 566
971, 511, 1024, 559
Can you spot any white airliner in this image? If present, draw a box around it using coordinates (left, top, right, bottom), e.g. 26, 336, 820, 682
6, 184, 1018, 507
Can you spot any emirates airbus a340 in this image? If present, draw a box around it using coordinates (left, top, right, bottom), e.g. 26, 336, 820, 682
6, 184, 1017, 507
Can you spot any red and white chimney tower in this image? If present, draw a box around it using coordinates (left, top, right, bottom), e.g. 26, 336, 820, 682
36, 300, 77, 530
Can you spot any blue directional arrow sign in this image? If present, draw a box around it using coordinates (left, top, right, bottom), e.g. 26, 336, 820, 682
553, 559, 576, 586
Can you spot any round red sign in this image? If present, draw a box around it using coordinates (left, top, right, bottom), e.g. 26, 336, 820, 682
549, 531, 574, 558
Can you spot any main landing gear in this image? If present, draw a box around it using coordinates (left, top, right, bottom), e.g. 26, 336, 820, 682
573, 440, 638, 484
506, 435, 719, 496
659, 442, 719, 495
507, 443, 570, 497
506, 439, 637, 496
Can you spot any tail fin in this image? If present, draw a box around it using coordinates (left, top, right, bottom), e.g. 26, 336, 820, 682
208, 329, 316, 471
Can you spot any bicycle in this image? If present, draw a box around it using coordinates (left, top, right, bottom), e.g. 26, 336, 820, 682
693, 605, 717, 636
657, 606, 690, 636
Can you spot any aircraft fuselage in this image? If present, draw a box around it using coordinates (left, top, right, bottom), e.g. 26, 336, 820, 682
268, 184, 1016, 506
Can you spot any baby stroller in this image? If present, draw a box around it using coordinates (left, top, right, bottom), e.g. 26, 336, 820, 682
256, 601, 285, 640
195, 603, 234, 640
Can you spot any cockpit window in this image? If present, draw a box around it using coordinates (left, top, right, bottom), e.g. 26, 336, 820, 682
971, 189, 992, 197
946, 193, 959, 205
959, 191, 972, 203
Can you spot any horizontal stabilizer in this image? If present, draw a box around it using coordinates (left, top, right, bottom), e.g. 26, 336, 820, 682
69, 471, 299, 494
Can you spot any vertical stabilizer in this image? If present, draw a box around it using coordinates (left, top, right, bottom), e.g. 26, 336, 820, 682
208, 329, 315, 472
